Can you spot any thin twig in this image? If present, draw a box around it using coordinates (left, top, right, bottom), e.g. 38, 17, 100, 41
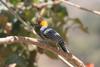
61, 0, 100, 16
58, 55, 74, 67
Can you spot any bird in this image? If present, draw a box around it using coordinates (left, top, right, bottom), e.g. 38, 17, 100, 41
34, 18, 69, 53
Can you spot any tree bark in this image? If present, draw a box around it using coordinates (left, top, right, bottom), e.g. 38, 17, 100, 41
0, 36, 86, 67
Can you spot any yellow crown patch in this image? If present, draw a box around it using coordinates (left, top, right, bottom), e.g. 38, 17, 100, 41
40, 20, 48, 27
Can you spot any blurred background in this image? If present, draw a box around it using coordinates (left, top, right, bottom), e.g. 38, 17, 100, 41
0, 0, 100, 67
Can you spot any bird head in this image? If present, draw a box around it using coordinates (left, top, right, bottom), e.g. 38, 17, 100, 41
37, 18, 48, 27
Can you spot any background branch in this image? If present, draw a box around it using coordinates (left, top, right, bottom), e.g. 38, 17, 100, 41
0, 36, 85, 67
32, 0, 61, 9
32, 0, 100, 16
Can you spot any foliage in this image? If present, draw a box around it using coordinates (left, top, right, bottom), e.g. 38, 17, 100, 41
9, 0, 21, 6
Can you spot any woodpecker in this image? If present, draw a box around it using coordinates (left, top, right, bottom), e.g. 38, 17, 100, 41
35, 18, 69, 53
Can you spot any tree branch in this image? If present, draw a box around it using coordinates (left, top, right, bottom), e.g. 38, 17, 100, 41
0, 36, 86, 67
32, 0, 62, 10
32, 0, 100, 16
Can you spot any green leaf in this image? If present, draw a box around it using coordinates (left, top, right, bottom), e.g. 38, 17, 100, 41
22, 9, 35, 21
45, 50, 58, 59
1, 10, 15, 22
51, 5, 68, 18
0, 16, 8, 26
5, 53, 28, 67
9, 0, 21, 6
32, 0, 40, 3
74, 18, 88, 33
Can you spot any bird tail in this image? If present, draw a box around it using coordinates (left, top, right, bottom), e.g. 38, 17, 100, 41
58, 41, 69, 53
